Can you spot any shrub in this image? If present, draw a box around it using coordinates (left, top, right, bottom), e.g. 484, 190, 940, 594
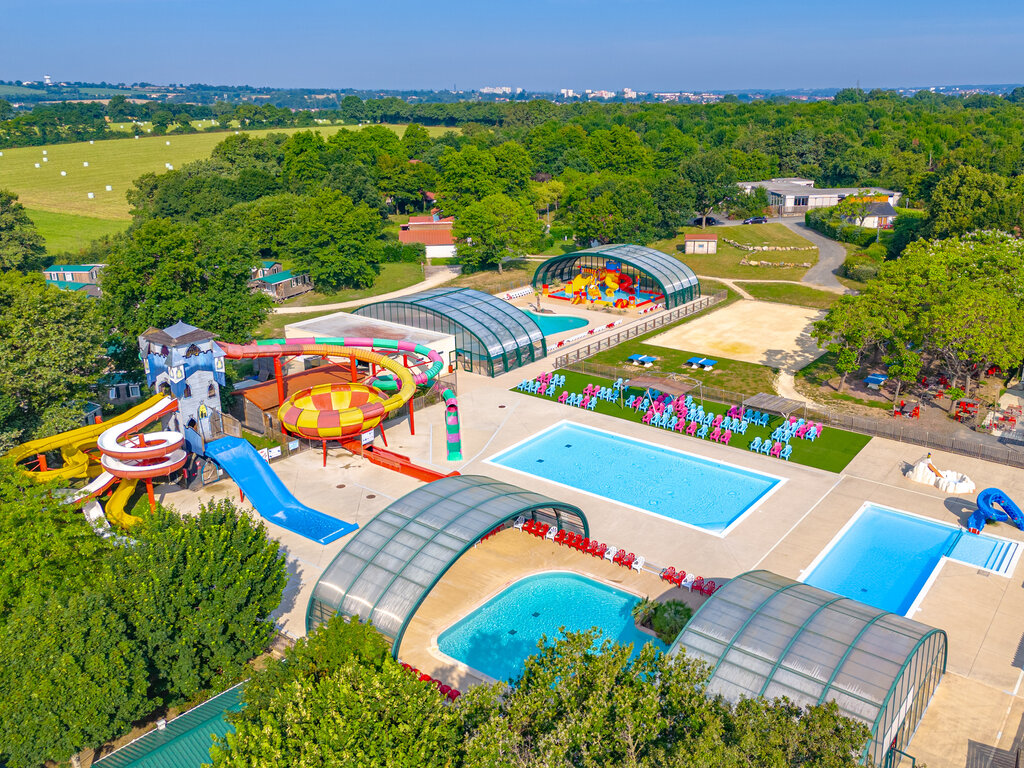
549, 224, 573, 241
842, 254, 880, 282
650, 600, 693, 643
380, 241, 425, 263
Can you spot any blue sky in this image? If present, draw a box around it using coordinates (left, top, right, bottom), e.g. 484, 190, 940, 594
2, 0, 1023, 91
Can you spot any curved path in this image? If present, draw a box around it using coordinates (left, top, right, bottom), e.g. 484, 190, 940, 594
272, 266, 460, 315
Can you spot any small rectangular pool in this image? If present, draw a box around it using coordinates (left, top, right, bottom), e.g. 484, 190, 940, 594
803, 504, 1021, 615
486, 421, 782, 535
437, 572, 665, 683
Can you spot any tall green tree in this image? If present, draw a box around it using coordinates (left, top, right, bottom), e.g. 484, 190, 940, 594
0, 273, 105, 449
454, 193, 542, 272
109, 500, 287, 700
0, 591, 151, 768
928, 165, 1019, 237
681, 151, 737, 227
0, 189, 46, 273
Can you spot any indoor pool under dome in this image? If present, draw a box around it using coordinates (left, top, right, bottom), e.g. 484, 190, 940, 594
438, 572, 666, 683
486, 421, 782, 535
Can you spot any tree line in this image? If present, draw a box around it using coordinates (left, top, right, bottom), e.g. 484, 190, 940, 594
0, 465, 287, 768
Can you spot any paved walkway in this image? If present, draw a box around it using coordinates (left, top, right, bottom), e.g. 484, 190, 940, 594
272, 267, 459, 315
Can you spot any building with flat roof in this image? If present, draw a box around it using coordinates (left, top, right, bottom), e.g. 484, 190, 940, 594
737, 178, 901, 216
683, 233, 718, 254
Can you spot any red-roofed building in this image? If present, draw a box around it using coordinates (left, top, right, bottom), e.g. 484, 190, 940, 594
400, 210, 457, 258
683, 233, 718, 254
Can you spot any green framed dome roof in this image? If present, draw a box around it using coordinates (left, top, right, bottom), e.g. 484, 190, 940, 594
306, 475, 588, 654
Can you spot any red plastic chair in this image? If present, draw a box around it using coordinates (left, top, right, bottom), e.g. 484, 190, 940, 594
701, 580, 717, 596
621, 553, 635, 568
594, 543, 607, 558
419, 673, 433, 682
438, 684, 451, 695
661, 566, 676, 582
447, 689, 461, 701
613, 549, 626, 564
672, 570, 686, 586
691, 576, 704, 593
578, 537, 590, 551
554, 529, 566, 544
538, 524, 550, 538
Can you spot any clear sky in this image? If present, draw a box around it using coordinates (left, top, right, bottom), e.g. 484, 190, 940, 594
2, 0, 1023, 92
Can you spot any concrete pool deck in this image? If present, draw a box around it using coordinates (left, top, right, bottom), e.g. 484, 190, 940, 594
160, 356, 1024, 767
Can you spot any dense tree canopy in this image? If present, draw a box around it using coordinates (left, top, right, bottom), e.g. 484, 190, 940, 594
0, 189, 45, 273
0, 273, 106, 450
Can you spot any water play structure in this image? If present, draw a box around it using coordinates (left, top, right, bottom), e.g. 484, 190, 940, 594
906, 454, 975, 494
10, 394, 187, 528
968, 487, 1024, 534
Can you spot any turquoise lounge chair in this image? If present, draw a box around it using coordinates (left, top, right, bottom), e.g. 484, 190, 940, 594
749, 436, 762, 451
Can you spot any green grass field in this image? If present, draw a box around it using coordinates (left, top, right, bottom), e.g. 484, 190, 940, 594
516, 369, 870, 473
26, 209, 128, 254
721, 223, 815, 249
650, 227, 817, 281
279, 262, 424, 308
741, 282, 841, 310
0, 123, 446, 221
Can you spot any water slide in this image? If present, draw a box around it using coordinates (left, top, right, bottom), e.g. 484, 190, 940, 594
441, 388, 462, 461
968, 488, 1024, 534
204, 436, 357, 545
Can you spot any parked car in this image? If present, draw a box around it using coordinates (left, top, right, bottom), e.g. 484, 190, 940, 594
691, 216, 721, 226
743, 216, 768, 224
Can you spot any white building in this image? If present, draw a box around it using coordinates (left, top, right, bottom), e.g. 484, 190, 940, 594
736, 178, 901, 216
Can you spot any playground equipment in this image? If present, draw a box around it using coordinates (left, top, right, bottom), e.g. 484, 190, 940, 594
968, 487, 1024, 534
442, 388, 462, 461
906, 454, 975, 494
279, 383, 395, 440
8, 395, 186, 529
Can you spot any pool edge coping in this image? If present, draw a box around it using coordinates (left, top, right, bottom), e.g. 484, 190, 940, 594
483, 418, 787, 539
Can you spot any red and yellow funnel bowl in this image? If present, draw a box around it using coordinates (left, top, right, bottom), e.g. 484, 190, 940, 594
278, 383, 388, 439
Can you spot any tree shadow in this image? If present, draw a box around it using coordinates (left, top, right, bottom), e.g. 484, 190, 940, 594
271, 550, 301, 627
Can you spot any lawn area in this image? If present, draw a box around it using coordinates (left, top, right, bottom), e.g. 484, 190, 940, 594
446, 261, 539, 294
278, 262, 424, 308
585, 283, 776, 397
27, 208, 128, 254
649, 227, 816, 281
741, 282, 842, 310
0, 123, 445, 220
721, 223, 814, 249
242, 430, 283, 451
516, 368, 871, 473
795, 352, 893, 410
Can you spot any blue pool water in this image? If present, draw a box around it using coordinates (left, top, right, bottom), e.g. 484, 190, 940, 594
487, 422, 780, 533
438, 572, 665, 682
523, 310, 589, 336
804, 504, 1018, 614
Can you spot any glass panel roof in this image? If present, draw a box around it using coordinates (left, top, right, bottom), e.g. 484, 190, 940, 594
533, 244, 699, 300
307, 475, 587, 649
669, 570, 945, 735
354, 287, 543, 359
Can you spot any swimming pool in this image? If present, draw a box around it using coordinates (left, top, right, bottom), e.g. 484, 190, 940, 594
523, 310, 589, 336
803, 503, 1021, 615
437, 572, 665, 682
486, 421, 782, 535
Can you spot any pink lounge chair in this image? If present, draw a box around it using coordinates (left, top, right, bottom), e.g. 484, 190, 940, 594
642, 410, 655, 424
686, 421, 699, 436
727, 406, 738, 418
721, 429, 733, 445
558, 391, 569, 404
677, 405, 688, 420
675, 418, 687, 432
795, 424, 808, 438
709, 427, 721, 442
584, 384, 594, 396
712, 414, 723, 428
581, 395, 590, 408
770, 441, 783, 457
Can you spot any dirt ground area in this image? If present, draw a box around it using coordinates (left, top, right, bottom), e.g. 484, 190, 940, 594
642, 299, 826, 371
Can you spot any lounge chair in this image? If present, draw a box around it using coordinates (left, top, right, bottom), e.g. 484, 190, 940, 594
679, 573, 695, 590
581, 395, 590, 409
759, 439, 773, 455
749, 436, 762, 452
661, 566, 676, 582
613, 549, 626, 565
538, 524, 550, 538
621, 552, 635, 569
712, 414, 723, 429
700, 580, 717, 596
642, 410, 654, 424
736, 419, 749, 434
703, 412, 715, 427
721, 429, 732, 445
671, 569, 686, 586
758, 413, 770, 427
604, 545, 618, 561
554, 529, 566, 544
780, 444, 793, 461
769, 442, 783, 458
690, 576, 704, 593
558, 391, 569, 404
587, 397, 597, 411
686, 421, 699, 436
710, 427, 721, 442
631, 555, 645, 572
697, 425, 708, 439
667, 417, 678, 431
594, 543, 607, 558
675, 418, 687, 433
513, 516, 525, 530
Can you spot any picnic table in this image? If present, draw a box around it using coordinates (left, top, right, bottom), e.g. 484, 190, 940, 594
864, 373, 888, 390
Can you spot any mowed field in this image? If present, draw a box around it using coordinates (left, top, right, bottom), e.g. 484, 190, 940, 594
0, 123, 448, 221
25, 209, 128, 253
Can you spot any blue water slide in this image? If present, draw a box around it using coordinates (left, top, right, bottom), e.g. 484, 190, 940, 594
968, 487, 1024, 533
204, 436, 357, 545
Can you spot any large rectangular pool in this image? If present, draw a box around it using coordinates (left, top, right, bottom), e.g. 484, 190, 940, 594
803, 504, 1021, 615
486, 421, 782, 535
437, 572, 665, 683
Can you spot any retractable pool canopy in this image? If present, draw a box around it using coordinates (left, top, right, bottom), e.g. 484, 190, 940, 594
306, 475, 588, 654
669, 570, 947, 766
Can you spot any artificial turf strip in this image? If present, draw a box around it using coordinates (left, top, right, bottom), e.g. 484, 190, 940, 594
514, 368, 870, 474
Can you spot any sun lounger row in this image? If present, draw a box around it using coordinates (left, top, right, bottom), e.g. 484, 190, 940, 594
558, 392, 598, 409
399, 662, 462, 702
554, 530, 646, 572
584, 384, 619, 401
748, 437, 793, 460
660, 567, 721, 596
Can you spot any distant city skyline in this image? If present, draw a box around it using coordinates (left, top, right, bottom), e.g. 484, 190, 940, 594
3, 0, 1023, 92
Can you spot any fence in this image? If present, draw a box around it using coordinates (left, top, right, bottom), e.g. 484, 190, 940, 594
553, 291, 727, 367
561, 361, 1024, 468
